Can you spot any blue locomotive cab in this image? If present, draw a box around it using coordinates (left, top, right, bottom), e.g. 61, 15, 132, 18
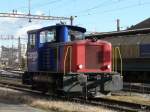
27, 25, 86, 72
38, 25, 86, 43
24, 24, 87, 89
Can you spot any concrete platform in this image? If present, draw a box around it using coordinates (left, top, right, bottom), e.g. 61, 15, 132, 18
0, 99, 46, 112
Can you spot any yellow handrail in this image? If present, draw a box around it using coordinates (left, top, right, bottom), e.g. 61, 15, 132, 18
63, 46, 72, 75
116, 47, 123, 76
112, 48, 114, 71
112, 47, 123, 76
115, 48, 118, 71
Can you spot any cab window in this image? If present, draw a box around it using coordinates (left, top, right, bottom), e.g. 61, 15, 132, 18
40, 30, 55, 43
29, 33, 36, 49
68, 30, 85, 41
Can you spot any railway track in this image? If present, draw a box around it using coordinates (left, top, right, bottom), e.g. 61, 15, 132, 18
84, 98, 150, 112
0, 73, 150, 112
1, 70, 150, 94
0, 81, 149, 112
123, 83, 150, 94
0, 70, 22, 83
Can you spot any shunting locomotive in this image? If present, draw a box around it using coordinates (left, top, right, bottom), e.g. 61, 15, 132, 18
22, 24, 123, 97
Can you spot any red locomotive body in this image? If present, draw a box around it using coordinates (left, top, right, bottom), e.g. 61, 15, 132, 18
61, 40, 112, 73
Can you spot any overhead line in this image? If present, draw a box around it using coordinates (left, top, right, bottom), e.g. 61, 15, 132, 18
77, 1, 150, 17
68, 0, 126, 16
16, 0, 64, 10
80, 0, 110, 13
31, 0, 64, 9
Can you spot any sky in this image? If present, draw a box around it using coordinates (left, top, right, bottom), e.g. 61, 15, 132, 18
0, 0, 150, 39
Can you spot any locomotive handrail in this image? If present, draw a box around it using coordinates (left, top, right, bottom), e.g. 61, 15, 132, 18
63, 46, 72, 75
112, 48, 115, 72
113, 47, 123, 76
116, 47, 123, 76
112, 48, 116, 72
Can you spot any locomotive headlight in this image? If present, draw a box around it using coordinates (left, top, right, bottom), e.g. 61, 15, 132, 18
78, 64, 83, 69
107, 65, 111, 69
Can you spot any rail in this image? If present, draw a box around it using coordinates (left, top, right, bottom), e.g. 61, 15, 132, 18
0, 74, 150, 111
0, 80, 149, 112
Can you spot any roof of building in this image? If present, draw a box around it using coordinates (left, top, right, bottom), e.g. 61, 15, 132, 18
86, 17, 150, 38
128, 18, 150, 30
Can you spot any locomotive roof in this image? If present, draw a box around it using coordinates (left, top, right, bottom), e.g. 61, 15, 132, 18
27, 24, 86, 33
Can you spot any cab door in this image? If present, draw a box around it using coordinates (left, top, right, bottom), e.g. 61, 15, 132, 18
27, 33, 38, 72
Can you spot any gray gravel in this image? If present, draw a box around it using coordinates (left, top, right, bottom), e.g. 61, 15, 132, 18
0, 99, 46, 112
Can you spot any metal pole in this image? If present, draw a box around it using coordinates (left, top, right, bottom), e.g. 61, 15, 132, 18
70, 16, 73, 26
117, 19, 120, 31
28, 0, 32, 22
29, 0, 31, 15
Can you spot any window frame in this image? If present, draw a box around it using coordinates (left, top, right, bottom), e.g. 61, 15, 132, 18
29, 33, 36, 49
39, 30, 56, 44
68, 29, 85, 41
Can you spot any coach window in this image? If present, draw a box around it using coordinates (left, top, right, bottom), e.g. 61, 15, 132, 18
29, 34, 36, 49
40, 30, 55, 43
